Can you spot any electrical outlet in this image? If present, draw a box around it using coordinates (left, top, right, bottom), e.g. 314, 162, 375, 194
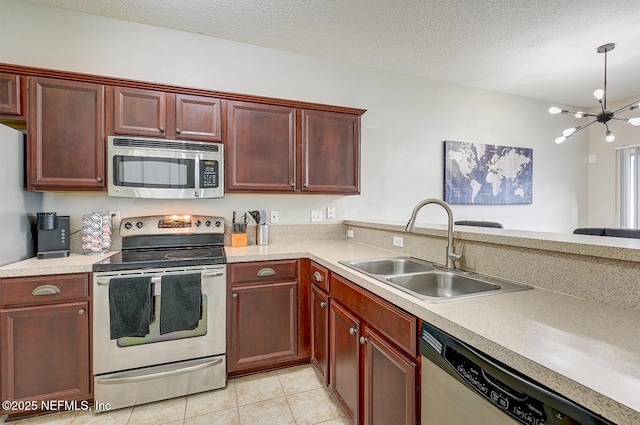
311, 210, 323, 223
327, 206, 336, 219
393, 236, 404, 247
109, 210, 121, 227
270, 210, 279, 223
347, 229, 354, 238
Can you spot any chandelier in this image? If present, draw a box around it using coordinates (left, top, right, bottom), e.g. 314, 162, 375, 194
549, 43, 640, 144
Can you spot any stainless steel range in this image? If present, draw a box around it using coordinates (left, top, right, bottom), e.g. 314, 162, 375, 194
92, 214, 227, 411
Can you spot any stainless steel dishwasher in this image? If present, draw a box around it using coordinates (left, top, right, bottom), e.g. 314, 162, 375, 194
420, 322, 615, 425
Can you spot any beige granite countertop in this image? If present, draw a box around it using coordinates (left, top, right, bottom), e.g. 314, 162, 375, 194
1, 241, 638, 424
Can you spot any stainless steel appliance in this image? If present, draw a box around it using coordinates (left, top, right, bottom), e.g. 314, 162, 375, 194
34, 212, 70, 259
92, 214, 227, 411
108, 136, 224, 199
420, 322, 614, 425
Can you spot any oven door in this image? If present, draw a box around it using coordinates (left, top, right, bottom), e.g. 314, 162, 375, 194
93, 265, 226, 375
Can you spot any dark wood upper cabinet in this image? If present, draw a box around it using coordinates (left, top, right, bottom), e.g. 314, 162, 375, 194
27, 77, 105, 191
111, 87, 221, 141
301, 109, 360, 194
0, 73, 24, 117
227, 101, 296, 192
226, 102, 361, 195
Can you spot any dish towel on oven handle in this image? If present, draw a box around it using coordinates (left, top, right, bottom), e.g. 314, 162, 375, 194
109, 276, 154, 339
159, 273, 203, 335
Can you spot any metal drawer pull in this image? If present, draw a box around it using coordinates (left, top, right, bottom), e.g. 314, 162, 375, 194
257, 268, 276, 277
96, 358, 222, 385
320, 301, 327, 308
32, 285, 61, 296
232, 293, 238, 298
313, 271, 323, 282
349, 327, 357, 335
360, 336, 368, 345
78, 309, 86, 315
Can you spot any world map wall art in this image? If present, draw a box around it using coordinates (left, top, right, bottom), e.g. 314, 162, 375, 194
443, 140, 533, 205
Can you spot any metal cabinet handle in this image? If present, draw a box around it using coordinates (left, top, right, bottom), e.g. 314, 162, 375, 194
257, 268, 276, 277
175, 128, 182, 134
320, 301, 327, 308
349, 327, 356, 336
313, 271, 322, 282
32, 285, 61, 296
96, 177, 103, 183
360, 336, 368, 344
159, 126, 165, 132
232, 293, 238, 298
78, 309, 86, 315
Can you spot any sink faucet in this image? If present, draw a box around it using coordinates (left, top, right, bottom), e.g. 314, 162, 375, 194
405, 198, 463, 269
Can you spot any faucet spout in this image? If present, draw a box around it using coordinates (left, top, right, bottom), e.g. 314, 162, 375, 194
405, 198, 462, 269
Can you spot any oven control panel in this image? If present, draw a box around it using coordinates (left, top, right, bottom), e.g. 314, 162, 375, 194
120, 215, 225, 236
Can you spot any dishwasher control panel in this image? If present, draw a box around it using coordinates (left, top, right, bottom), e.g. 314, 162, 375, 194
420, 324, 614, 425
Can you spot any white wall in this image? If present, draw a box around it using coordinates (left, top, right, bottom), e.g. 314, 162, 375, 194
587, 95, 640, 227
0, 125, 42, 265
1, 0, 589, 233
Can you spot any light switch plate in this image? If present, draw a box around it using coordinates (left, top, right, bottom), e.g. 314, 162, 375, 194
270, 211, 279, 223
327, 206, 336, 219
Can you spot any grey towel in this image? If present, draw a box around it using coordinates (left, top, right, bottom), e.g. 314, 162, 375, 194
159, 273, 202, 335
109, 276, 153, 339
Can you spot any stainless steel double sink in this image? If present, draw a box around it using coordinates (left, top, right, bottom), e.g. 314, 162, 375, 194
339, 257, 531, 302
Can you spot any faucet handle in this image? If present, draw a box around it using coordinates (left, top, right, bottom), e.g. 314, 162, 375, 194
449, 243, 464, 263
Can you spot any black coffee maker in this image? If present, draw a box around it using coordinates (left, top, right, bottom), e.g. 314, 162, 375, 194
35, 212, 70, 259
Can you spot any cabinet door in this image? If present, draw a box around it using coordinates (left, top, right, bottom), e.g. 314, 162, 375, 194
362, 326, 417, 425
0, 301, 90, 413
227, 101, 296, 192
301, 109, 360, 194
28, 77, 105, 191
0, 73, 22, 116
175, 94, 222, 142
228, 281, 298, 373
310, 284, 329, 384
330, 300, 360, 424
112, 86, 167, 137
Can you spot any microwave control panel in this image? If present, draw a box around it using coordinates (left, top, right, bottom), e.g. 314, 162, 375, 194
200, 160, 219, 188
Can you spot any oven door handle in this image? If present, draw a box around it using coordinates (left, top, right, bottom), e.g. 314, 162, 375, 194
96, 269, 224, 286
96, 357, 223, 385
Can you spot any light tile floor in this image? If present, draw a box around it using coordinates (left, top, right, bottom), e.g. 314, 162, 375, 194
1, 365, 349, 425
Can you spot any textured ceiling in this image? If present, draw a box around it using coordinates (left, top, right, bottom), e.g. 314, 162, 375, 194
20, 0, 640, 107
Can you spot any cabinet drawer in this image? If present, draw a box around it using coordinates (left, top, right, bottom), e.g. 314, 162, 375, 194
330, 273, 416, 356
230, 260, 298, 284
309, 262, 329, 293
0, 274, 90, 307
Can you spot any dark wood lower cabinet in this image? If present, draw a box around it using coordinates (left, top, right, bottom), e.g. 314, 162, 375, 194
362, 326, 417, 425
310, 283, 330, 384
328, 272, 419, 425
227, 260, 309, 376
329, 300, 361, 425
0, 301, 90, 413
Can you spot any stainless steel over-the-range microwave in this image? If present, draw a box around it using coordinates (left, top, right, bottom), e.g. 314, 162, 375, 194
108, 136, 224, 199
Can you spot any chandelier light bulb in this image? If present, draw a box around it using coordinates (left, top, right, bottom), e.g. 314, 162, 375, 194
605, 131, 615, 142
575, 111, 585, 118
629, 117, 640, 126
562, 127, 577, 137
548, 107, 563, 114
555, 136, 567, 144
593, 89, 604, 101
